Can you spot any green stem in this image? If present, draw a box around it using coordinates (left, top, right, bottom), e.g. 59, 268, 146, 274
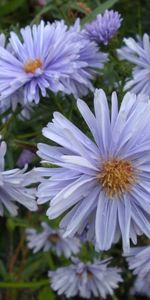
52, 94, 64, 113
13, 139, 36, 147
0, 279, 49, 289
45, 252, 55, 270
16, 132, 38, 139
137, 0, 142, 35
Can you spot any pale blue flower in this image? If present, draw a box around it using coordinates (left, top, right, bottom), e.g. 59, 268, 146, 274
0, 141, 37, 216
128, 246, 150, 299
26, 221, 81, 258
49, 257, 122, 299
0, 20, 107, 104
117, 33, 150, 96
17, 149, 35, 168
0, 33, 35, 116
126, 246, 150, 278
37, 89, 150, 251
130, 277, 150, 298
62, 19, 108, 96
85, 10, 122, 45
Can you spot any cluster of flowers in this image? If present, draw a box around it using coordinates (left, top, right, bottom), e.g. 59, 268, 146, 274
0, 8, 150, 300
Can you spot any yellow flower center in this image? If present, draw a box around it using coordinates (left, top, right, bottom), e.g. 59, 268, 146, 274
97, 159, 136, 198
24, 59, 42, 73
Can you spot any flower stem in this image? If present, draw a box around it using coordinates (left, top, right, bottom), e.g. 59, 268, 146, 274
0, 280, 49, 289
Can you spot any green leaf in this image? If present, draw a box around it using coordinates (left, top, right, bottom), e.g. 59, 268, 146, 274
38, 287, 55, 300
81, 0, 118, 26
0, 280, 49, 289
0, 0, 26, 16
6, 217, 31, 231
22, 254, 48, 279
6, 218, 16, 231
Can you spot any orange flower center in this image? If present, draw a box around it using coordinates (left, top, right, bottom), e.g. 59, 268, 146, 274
97, 159, 136, 198
24, 59, 42, 73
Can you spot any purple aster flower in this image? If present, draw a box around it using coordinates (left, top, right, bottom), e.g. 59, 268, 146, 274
0, 88, 36, 120
49, 257, 122, 299
0, 20, 107, 104
0, 89, 23, 115
130, 277, 150, 298
26, 221, 80, 257
0, 141, 37, 216
0, 103, 35, 124
61, 19, 108, 97
125, 246, 150, 278
117, 33, 150, 96
17, 149, 36, 168
36, 89, 150, 252
84, 10, 122, 45
0, 33, 5, 48
0, 33, 21, 114
0, 33, 35, 116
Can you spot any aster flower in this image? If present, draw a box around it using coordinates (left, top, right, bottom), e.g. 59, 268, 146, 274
0, 20, 107, 104
125, 246, 150, 278
117, 33, 150, 95
37, 89, 150, 251
61, 19, 108, 97
0, 88, 22, 115
0, 141, 37, 216
26, 221, 80, 258
49, 257, 122, 299
0, 33, 6, 47
0, 33, 21, 114
0, 88, 36, 120
0, 33, 35, 117
130, 276, 150, 298
17, 149, 36, 168
84, 10, 122, 45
